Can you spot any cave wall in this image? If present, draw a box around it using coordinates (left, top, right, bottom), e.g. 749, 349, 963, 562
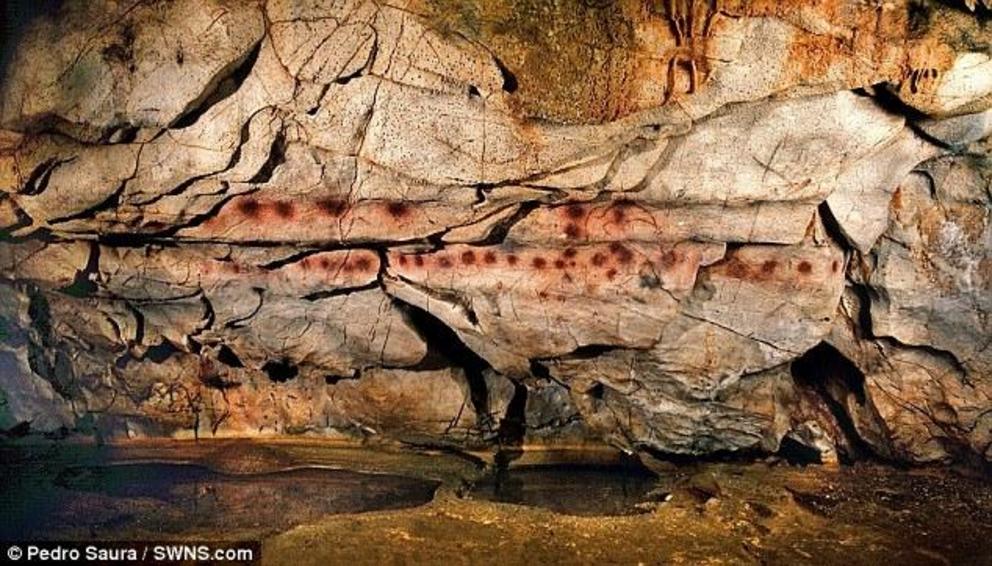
0, 0, 990, 466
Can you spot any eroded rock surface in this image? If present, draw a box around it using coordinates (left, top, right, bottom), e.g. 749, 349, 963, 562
1, 0, 990, 467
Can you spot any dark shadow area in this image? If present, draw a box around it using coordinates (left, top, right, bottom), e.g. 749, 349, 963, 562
262, 359, 299, 383
169, 39, 262, 129
0, 1, 64, 81
395, 300, 497, 434
216, 344, 244, 368
778, 436, 824, 466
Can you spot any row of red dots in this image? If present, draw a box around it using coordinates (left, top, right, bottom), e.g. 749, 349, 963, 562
235, 198, 412, 220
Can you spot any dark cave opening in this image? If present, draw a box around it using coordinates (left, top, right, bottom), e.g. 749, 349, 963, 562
262, 359, 299, 383
791, 342, 867, 404
790, 342, 879, 464
777, 436, 824, 466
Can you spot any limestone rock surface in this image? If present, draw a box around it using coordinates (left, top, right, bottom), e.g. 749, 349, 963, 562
1, 0, 990, 466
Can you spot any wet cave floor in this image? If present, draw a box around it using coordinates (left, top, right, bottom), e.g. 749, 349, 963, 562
1, 439, 991, 565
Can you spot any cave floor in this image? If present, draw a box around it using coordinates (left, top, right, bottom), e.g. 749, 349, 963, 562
1, 439, 991, 565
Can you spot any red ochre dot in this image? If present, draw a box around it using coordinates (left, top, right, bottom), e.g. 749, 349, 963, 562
611, 200, 633, 222
483, 251, 498, 264
564, 224, 581, 239
238, 198, 261, 217
606, 268, 617, 280
565, 204, 585, 219
727, 261, 749, 278
532, 257, 547, 269
274, 201, 295, 219
591, 253, 607, 267
355, 257, 373, 271
461, 250, 477, 265
507, 254, 519, 266
387, 201, 411, 218
554, 259, 566, 269
832, 260, 840, 273
438, 256, 453, 268
798, 261, 813, 274
609, 242, 633, 263
317, 198, 348, 216
563, 247, 577, 259
320, 258, 331, 269
414, 255, 425, 267
761, 260, 777, 274
398, 255, 409, 266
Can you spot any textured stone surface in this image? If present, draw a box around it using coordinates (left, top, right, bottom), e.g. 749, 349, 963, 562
0, 0, 990, 467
